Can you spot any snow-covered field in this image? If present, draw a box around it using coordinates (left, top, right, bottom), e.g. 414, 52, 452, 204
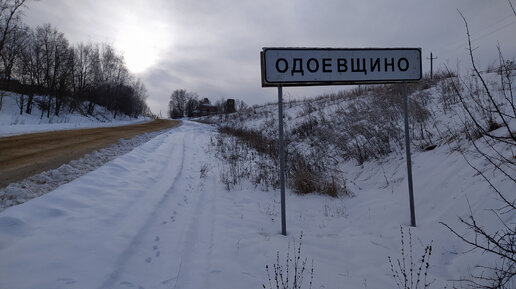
0, 118, 513, 288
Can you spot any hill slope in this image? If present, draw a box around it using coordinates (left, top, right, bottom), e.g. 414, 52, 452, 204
206, 71, 515, 288
0, 91, 148, 137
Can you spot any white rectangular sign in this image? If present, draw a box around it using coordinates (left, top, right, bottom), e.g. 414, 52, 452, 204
261, 47, 422, 87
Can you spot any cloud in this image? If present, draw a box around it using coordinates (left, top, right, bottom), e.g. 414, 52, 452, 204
22, 0, 516, 114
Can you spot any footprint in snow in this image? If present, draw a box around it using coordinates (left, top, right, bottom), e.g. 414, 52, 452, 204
145, 257, 152, 263
154, 236, 160, 242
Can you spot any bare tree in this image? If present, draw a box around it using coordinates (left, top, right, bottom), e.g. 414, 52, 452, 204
53, 37, 73, 116
509, 0, 516, 17
34, 23, 70, 118
236, 99, 248, 111
0, 2, 151, 119
0, 0, 27, 53
17, 25, 41, 114
214, 98, 227, 114
70, 42, 94, 112
0, 0, 26, 110
129, 78, 148, 117
73, 43, 93, 93
440, 10, 515, 289
2, 21, 27, 114
169, 89, 188, 118
0, 17, 23, 85
185, 92, 199, 117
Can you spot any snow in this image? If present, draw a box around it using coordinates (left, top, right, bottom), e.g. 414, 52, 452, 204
0, 90, 157, 211
0, 92, 149, 137
0, 129, 169, 211
0, 119, 513, 288
1, 75, 514, 289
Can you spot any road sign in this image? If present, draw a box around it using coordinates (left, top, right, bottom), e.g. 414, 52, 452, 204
261, 47, 421, 87
261, 47, 421, 235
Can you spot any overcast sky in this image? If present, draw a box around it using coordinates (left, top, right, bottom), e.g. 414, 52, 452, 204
23, 0, 516, 115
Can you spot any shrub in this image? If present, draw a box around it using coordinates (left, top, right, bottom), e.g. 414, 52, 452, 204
263, 233, 314, 289
388, 226, 433, 289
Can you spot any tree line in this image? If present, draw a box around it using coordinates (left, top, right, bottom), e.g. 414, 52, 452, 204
0, 0, 150, 118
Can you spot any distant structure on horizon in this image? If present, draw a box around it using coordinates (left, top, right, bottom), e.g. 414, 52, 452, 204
225, 99, 235, 114
194, 98, 218, 117
192, 98, 236, 117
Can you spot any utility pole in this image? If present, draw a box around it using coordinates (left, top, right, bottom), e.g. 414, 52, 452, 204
426, 52, 437, 79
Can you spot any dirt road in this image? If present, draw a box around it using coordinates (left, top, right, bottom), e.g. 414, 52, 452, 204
0, 119, 180, 188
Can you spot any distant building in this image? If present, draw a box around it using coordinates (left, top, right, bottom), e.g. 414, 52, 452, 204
225, 99, 235, 114
194, 98, 218, 116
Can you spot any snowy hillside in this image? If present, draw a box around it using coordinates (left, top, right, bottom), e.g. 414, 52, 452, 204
0, 91, 149, 136
0, 70, 514, 289
204, 70, 515, 288
207, 72, 515, 196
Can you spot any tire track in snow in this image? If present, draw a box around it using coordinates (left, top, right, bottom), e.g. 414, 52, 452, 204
172, 157, 217, 289
99, 121, 218, 289
154, 123, 218, 289
98, 129, 188, 289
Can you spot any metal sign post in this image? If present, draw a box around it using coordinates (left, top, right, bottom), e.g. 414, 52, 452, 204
402, 83, 416, 227
277, 85, 287, 236
261, 47, 422, 233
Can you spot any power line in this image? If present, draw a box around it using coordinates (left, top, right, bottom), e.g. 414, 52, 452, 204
471, 19, 516, 43
431, 12, 516, 57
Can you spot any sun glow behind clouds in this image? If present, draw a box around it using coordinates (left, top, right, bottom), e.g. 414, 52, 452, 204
114, 14, 172, 74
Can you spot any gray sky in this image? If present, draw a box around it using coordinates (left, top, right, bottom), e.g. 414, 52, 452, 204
23, 0, 516, 115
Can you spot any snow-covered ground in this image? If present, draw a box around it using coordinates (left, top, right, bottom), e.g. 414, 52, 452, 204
1, 90, 158, 211
0, 129, 170, 211
0, 119, 513, 288
0, 92, 149, 137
